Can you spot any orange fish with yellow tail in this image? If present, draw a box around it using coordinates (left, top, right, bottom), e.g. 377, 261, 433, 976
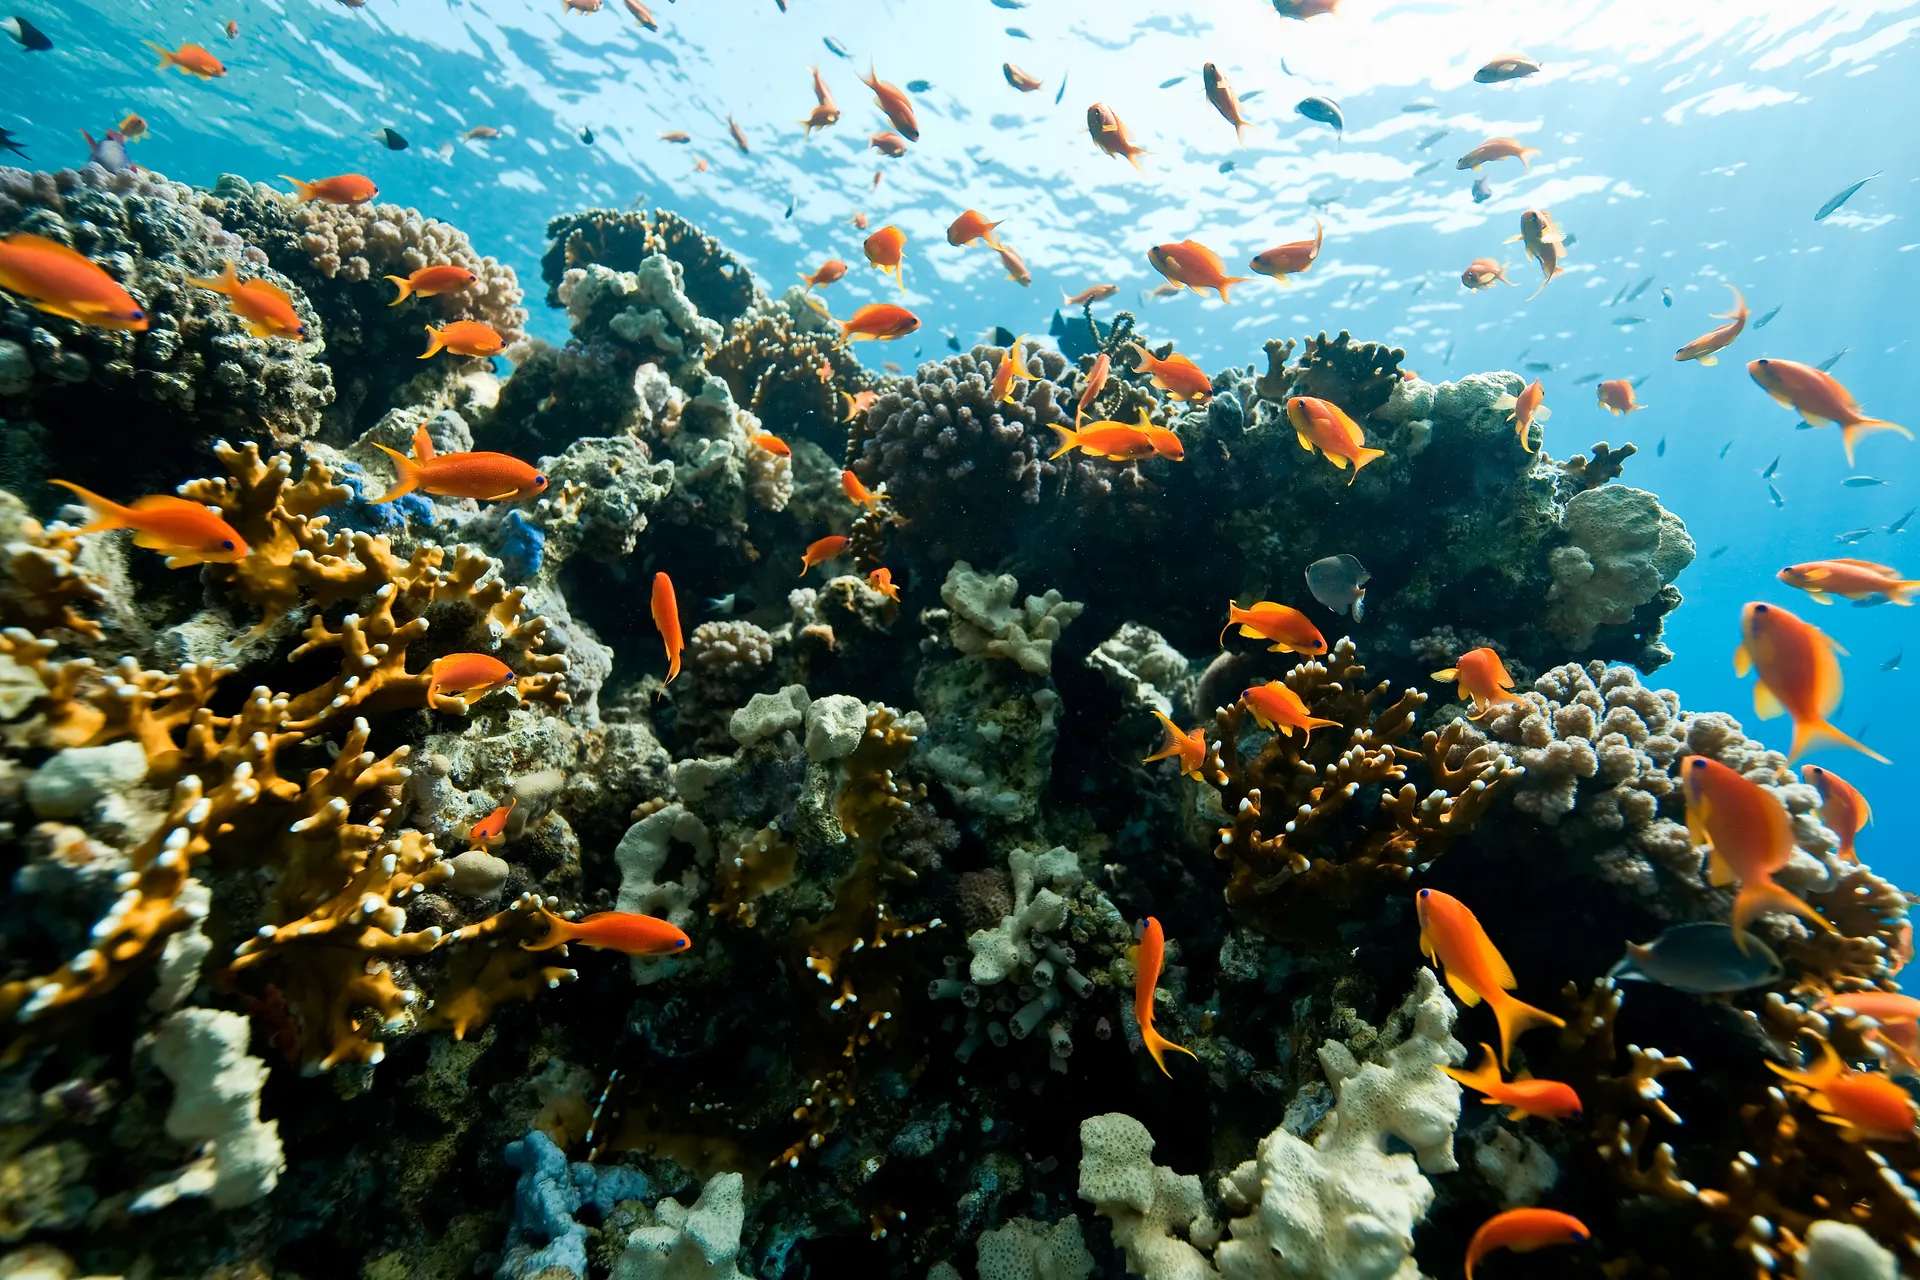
839, 303, 919, 342
1682, 754, 1839, 949
861, 64, 918, 140
1801, 764, 1870, 862
469, 799, 516, 850
1004, 62, 1042, 92
419, 320, 503, 360
525, 908, 691, 956
800, 534, 850, 576
1736, 600, 1886, 763
1047, 412, 1156, 462
50, 481, 248, 566
995, 242, 1031, 287
841, 470, 885, 509
1219, 601, 1325, 655
1241, 681, 1340, 741
1778, 558, 1919, 606
990, 336, 1027, 404
146, 40, 226, 78
863, 224, 907, 290
425, 653, 515, 703
372, 427, 545, 503
651, 571, 682, 689
746, 433, 791, 457
1143, 713, 1208, 781
1075, 352, 1111, 422
1817, 992, 1920, 1073
1492, 380, 1549, 453
1456, 136, 1540, 171
1461, 258, 1514, 291
1432, 647, 1523, 719
1748, 358, 1909, 466
0, 233, 148, 330
1673, 284, 1747, 366
1596, 379, 1645, 415
1506, 209, 1565, 298
800, 66, 841, 135
1127, 341, 1212, 402
1202, 63, 1250, 145
1442, 1044, 1582, 1121
1087, 103, 1148, 171
186, 263, 306, 340
867, 567, 900, 602
1464, 1209, 1589, 1280
800, 259, 848, 292
1416, 888, 1564, 1068
281, 173, 378, 205
947, 209, 1005, 249
1147, 239, 1250, 302
1767, 1038, 1917, 1142
385, 264, 478, 305
1286, 396, 1387, 484
1250, 220, 1322, 285
1134, 917, 1197, 1077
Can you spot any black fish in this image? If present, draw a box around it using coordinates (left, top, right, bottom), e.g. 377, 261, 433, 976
1761, 456, 1778, 479
379, 127, 409, 150
1889, 507, 1915, 534
990, 325, 1016, 347
1882, 649, 1902, 672
1719, 440, 1733, 459
1005, 27, 1029, 38
1754, 304, 1781, 329
1572, 373, 1601, 385
824, 36, 850, 58
1814, 171, 1880, 222
1055, 73, 1067, 106
906, 80, 932, 93
1709, 545, 1729, 559
0, 126, 26, 158
1159, 75, 1185, 88
1818, 348, 1848, 372
2, 15, 51, 50
784, 198, 794, 219
1656, 436, 1666, 456
1610, 922, 1782, 994
1218, 160, 1236, 174
1295, 96, 1343, 133
579, 125, 594, 144
1471, 175, 1492, 203
945, 332, 960, 352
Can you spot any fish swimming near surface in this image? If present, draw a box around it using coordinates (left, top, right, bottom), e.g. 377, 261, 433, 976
1817, 348, 1849, 372
1777, 558, 1917, 606
1415, 129, 1449, 151
861, 65, 919, 140
1609, 922, 1783, 993
49, 481, 249, 566
651, 571, 682, 688
1844, 476, 1887, 488
1402, 98, 1438, 112
1674, 285, 1748, 366
1755, 304, 1782, 328
1762, 456, 1779, 479
1003, 62, 1042, 92
424, 653, 514, 703
1203, 63, 1251, 144
839, 303, 920, 342
1128, 342, 1212, 402
1250, 220, 1324, 284
1611, 316, 1648, 328
1709, 544, 1729, 558
372, 426, 546, 502
1273, 0, 1340, 18
1305, 553, 1369, 619
905, 80, 932, 93
1472, 175, 1493, 203
1507, 210, 1566, 297
1719, 440, 1734, 459
1160, 75, 1186, 89
1464, 1210, 1590, 1280
1655, 435, 1666, 454
1474, 52, 1542, 84
146, 40, 225, 78
863, 224, 908, 290
1884, 649, 1903, 671
823, 37, 850, 58
1295, 96, 1344, 134
379, 127, 408, 151
1749, 358, 1907, 466
1457, 136, 1539, 170
799, 259, 848, 292
1063, 283, 1118, 308
0, 233, 148, 329
1442, 1043, 1581, 1121
1493, 380, 1550, 452
1836, 528, 1875, 544
1736, 600, 1888, 764
1815, 171, 1881, 222
1087, 103, 1148, 171
1005, 27, 1029, 38
580, 126, 594, 145
1287, 396, 1386, 483
1769, 482, 1785, 508
1596, 379, 1645, 416
1417, 888, 1564, 1068
1133, 918, 1197, 1077
525, 909, 691, 957
1055, 73, 1068, 105
187, 263, 306, 340
1147, 239, 1250, 302
995, 242, 1032, 287
1625, 276, 1654, 303
1460, 259, 1514, 291
1219, 600, 1326, 655
1890, 508, 1916, 534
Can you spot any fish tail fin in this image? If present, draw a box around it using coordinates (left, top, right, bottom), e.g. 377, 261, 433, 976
369, 443, 421, 504
1142, 1024, 1197, 1078
1143, 711, 1186, 763
278, 174, 315, 201
1217, 275, 1254, 303
418, 324, 446, 359
144, 40, 177, 70
1489, 990, 1565, 1070
1889, 581, 1920, 606
1353, 446, 1387, 471
384, 274, 414, 305
1439, 1042, 1505, 1096
47, 480, 131, 533
1733, 877, 1838, 950
1840, 419, 1911, 467
520, 910, 575, 953
1046, 423, 1079, 460
1126, 149, 1145, 175
1790, 714, 1889, 765
1767, 1038, 1844, 1091
1520, 147, 1541, 168
184, 261, 237, 294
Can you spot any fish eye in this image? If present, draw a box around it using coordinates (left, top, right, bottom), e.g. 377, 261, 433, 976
1754, 604, 1770, 614
220, 539, 236, 551
533, 474, 547, 486
1417, 888, 1430, 898
675, 938, 688, 948
131, 308, 145, 320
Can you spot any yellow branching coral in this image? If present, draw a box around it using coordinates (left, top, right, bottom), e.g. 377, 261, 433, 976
0, 511, 107, 640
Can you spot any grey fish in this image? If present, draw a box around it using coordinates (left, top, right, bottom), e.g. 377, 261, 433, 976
1625, 276, 1654, 302
1656, 436, 1666, 456
1761, 456, 1779, 479
704, 594, 737, 614
1709, 544, 1729, 558
1768, 482, 1784, 508
906, 80, 933, 93
1612, 315, 1648, 327
79, 128, 131, 173
1610, 922, 1782, 994
1837, 528, 1875, 543
1296, 96, 1343, 134
1883, 649, 1902, 671
1241, 90, 1264, 102
379, 127, 409, 150
1843, 476, 1887, 488
1524, 360, 1553, 372
1471, 175, 1492, 203
1719, 440, 1734, 459
1005, 26, 1029, 38
1414, 158, 1445, 175
1818, 348, 1849, 372
823, 36, 851, 58
1660, 287, 1673, 307
1415, 129, 1449, 150
1055, 73, 1067, 106
1890, 507, 1915, 534
1815, 171, 1880, 222
1306, 554, 1370, 620
1572, 372, 1602, 386
1159, 76, 1186, 88
1754, 304, 1782, 329
1401, 98, 1438, 112
1, 15, 51, 50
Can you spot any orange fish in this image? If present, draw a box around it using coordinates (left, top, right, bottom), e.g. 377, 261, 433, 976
727, 116, 750, 153
1147, 239, 1251, 303
186, 262, 305, 340
117, 113, 149, 141
841, 389, 880, 419
861, 65, 918, 141
1128, 341, 1212, 402
1242, 681, 1340, 740
1461, 258, 1514, 290
947, 209, 1005, 249
1505, 209, 1565, 298
469, 799, 516, 849
1140, 421, 1185, 461
525, 909, 691, 956
839, 303, 919, 342
371, 425, 548, 503
1464, 1209, 1589, 1280
1492, 379, 1550, 453
1147, 281, 1185, 299
1134, 917, 1197, 1077
1047, 410, 1168, 463
1737, 600, 1886, 763
800, 259, 848, 292
747, 433, 791, 457
223, 20, 239, 39
0, 233, 148, 330
1818, 992, 1920, 1071
426, 653, 514, 702
1432, 647, 1523, 719
623, 0, 657, 30
1087, 103, 1148, 171
1443, 1043, 1583, 1121
385, 264, 478, 305
1287, 396, 1387, 484
872, 168, 884, 189
1143, 711, 1208, 781
1457, 136, 1540, 170
1417, 888, 1565, 1068
800, 66, 841, 135
419, 320, 504, 359
1748, 358, 1909, 467
864, 225, 907, 290
1273, 0, 1338, 15
867, 567, 900, 602
1802, 764, 1871, 862
651, 571, 681, 688
842, 469, 885, 508
1004, 62, 1043, 92
1219, 601, 1326, 655
1768, 1039, 1917, 1142
281, 173, 378, 205
1075, 352, 1111, 422
996, 243, 1031, 287
466, 126, 503, 141
990, 336, 1027, 404
693, 159, 709, 173
1595, 379, 1644, 415
657, 130, 689, 143
870, 131, 908, 157
1063, 284, 1118, 307
1683, 754, 1839, 947
851, 212, 869, 230
1250, 220, 1323, 284
561, 0, 603, 11
146, 40, 226, 78
1778, 558, 1918, 607
1674, 284, 1748, 366
800, 534, 850, 576
1203, 63, 1250, 145
49, 481, 247, 566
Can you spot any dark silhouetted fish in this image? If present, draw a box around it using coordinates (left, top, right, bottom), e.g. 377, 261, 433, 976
1754, 304, 1781, 328
1625, 276, 1654, 302
1660, 287, 1672, 307
990, 325, 1016, 347
1882, 649, 1902, 671
1305, 554, 1370, 620
1241, 90, 1264, 102
784, 198, 794, 219
1055, 73, 1067, 105
1218, 160, 1236, 173
824, 36, 851, 58
991, 0, 1026, 7
906, 80, 932, 93
1608, 283, 1628, 307
1843, 476, 1887, 488
1471, 175, 1492, 203
379, 127, 408, 150
945, 332, 960, 352
2, 15, 51, 50
1836, 528, 1875, 543
1296, 96, 1343, 134
1818, 348, 1849, 372
1768, 482, 1784, 508
1573, 373, 1601, 386
1815, 171, 1880, 222
1005, 27, 1029, 38
1709, 545, 1729, 558
0, 126, 25, 158
1761, 456, 1779, 479
1401, 98, 1437, 112
1415, 129, 1448, 150
1656, 437, 1666, 456
1525, 361, 1553, 372
1159, 75, 1185, 88
1719, 440, 1734, 459
579, 125, 594, 144
1409, 279, 1427, 296
1612, 316, 1647, 327
1610, 923, 1782, 994
1889, 507, 1915, 534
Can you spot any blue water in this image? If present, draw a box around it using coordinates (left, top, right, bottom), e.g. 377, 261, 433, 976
11, 0, 1918, 864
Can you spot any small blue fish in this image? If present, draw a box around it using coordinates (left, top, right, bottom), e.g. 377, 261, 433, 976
1709, 544, 1729, 559
824, 36, 851, 58
1660, 287, 1672, 308
1240, 89, 1263, 103
1719, 440, 1734, 459
1524, 361, 1553, 373
1889, 507, 1915, 534
579, 125, 594, 144
1612, 316, 1648, 327
1815, 171, 1880, 222
1471, 175, 1492, 203
1006, 26, 1029, 38
1414, 158, 1444, 175
1415, 129, 1449, 151
1882, 649, 1902, 672
1610, 923, 1782, 994
1055, 72, 1067, 106
1836, 528, 1875, 543
1818, 348, 1849, 372
1656, 436, 1666, 456
1761, 456, 1779, 479
1573, 373, 1601, 386
991, 0, 1026, 7
906, 80, 932, 93
1401, 98, 1437, 112
1754, 304, 1782, 329
1769, 482, 1784, 508
1843, 476, 1887, 488
1159, 75, 1185, 88
1218, 160, 1236, 174
1295, 96, 1343, 134
1625, 277, 1654, 303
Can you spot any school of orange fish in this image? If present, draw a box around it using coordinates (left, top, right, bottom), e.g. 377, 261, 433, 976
1, 8, 1915, 1272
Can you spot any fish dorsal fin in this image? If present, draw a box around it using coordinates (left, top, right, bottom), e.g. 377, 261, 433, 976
128, 494, 203, 515
1733, 642, 1753, 677
412, 425, 436, 462
1834, 558, 1899, 574
3, 232, 95, 267
248, 276, 294, 305
1754, 680, 1786, 721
